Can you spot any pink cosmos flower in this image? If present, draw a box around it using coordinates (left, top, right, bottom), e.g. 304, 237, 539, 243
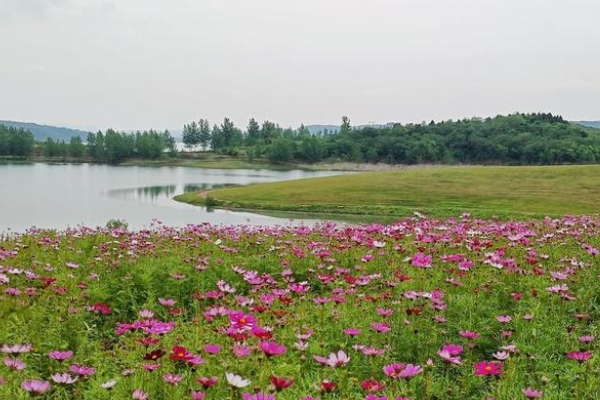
344, 328, 362, 336
51, 373, 78, 385
22, 380, 51, 395
196, 376, 218, 388
411, 253, 432, 268
259, 341, 287, 357
359, 346, 386, 357
438, 344, 463, 364
459, 330, 480, 340
522, 388, 543, 398
70, 363, 96, 376
191, 391, 206, 400
242, 394, 275, 400
163, 373, 183, 386
1, 344, 32, 354
371, 322, 391, 333
158, 298, 176, 307
233, 344, 252, 358
4, 357, 26, 371
314, 350, 350, 367
473, 361, 503, 376
383, 363, 423, 379
48, 350, 73, 362
138, 309, 155, 319
132, 389, 148, 400
567, 351, 593, 362
496, 315, 512, 323
229, 312, 257, 330
203, 344, 221, 354
579, 335, 594, 343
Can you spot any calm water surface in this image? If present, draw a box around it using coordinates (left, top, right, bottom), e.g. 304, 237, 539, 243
0, 163, 343, 232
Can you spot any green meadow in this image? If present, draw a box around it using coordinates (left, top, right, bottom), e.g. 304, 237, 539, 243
176, 165, 600, 219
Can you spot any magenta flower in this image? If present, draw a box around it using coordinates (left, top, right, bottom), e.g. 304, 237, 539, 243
48, 350, 73, 362
411, 253, 432, 268
22, 380, 51, 395
371, 322, 391, 333
229, 312, 257, 330
459, 330, 480, 340
314, 350, 350, 367
203, 344, 221, 354
383, 363, 423, 379
344, 328, 362, 336
438, 344, 463, 365
566, 351, 593, 362
259, 341, 287, 357
197, 376, 218, 388
473, 361, 503, 376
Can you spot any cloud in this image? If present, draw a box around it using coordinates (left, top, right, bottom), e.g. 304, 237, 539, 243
0, 0, 113, 22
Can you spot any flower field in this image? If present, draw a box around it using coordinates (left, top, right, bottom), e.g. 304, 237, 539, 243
1, 215, 600, 399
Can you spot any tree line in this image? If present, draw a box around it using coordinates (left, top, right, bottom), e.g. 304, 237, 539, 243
0, 125, 35, 157
183, 113, 600, 165
86, 129, 177, 163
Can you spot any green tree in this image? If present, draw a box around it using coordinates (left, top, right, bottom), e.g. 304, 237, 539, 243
69, 136, 85, 158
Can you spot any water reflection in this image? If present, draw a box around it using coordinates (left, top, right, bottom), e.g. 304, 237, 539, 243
0, 163, 346, 232
107, 183, 237, 204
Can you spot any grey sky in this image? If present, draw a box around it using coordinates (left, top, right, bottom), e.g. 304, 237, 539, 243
1, 0, 599, 131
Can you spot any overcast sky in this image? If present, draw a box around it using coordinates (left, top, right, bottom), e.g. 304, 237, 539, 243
1, 0, 599, 131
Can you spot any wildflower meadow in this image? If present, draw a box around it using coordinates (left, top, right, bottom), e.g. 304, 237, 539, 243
1, 215, 599, 399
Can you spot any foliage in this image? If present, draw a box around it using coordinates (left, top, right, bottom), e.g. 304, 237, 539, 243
184, 113, 600, 166
0, 124, 35, 157
87, 129, 176, 164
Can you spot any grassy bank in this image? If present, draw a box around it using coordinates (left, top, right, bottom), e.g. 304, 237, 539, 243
176, 165, 600, 219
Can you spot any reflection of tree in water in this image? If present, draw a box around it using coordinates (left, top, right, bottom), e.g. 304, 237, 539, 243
137, 185, 176, 200
183, 183, 239, 193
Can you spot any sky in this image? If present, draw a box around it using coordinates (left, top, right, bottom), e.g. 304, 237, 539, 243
1, 0, 599, 132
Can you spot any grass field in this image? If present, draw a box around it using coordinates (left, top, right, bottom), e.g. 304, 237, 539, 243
177, 165, 600, 219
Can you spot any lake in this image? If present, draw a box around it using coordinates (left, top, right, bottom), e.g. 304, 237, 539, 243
0, 163, 343, 232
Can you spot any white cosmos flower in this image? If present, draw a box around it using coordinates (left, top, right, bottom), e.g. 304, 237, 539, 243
226, 372, 250, 388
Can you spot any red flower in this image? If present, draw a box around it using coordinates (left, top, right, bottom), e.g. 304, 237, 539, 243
270, 375, 294, 390
143, 349, 165, 361
169, 346, 194, 362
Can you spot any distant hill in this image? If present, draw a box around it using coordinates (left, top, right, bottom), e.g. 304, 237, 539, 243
574, 121, 600, 129
0, 120, 91, 142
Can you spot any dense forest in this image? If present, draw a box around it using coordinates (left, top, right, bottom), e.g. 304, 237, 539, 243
3, 113, 600, 165
182, 113, 600, 165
